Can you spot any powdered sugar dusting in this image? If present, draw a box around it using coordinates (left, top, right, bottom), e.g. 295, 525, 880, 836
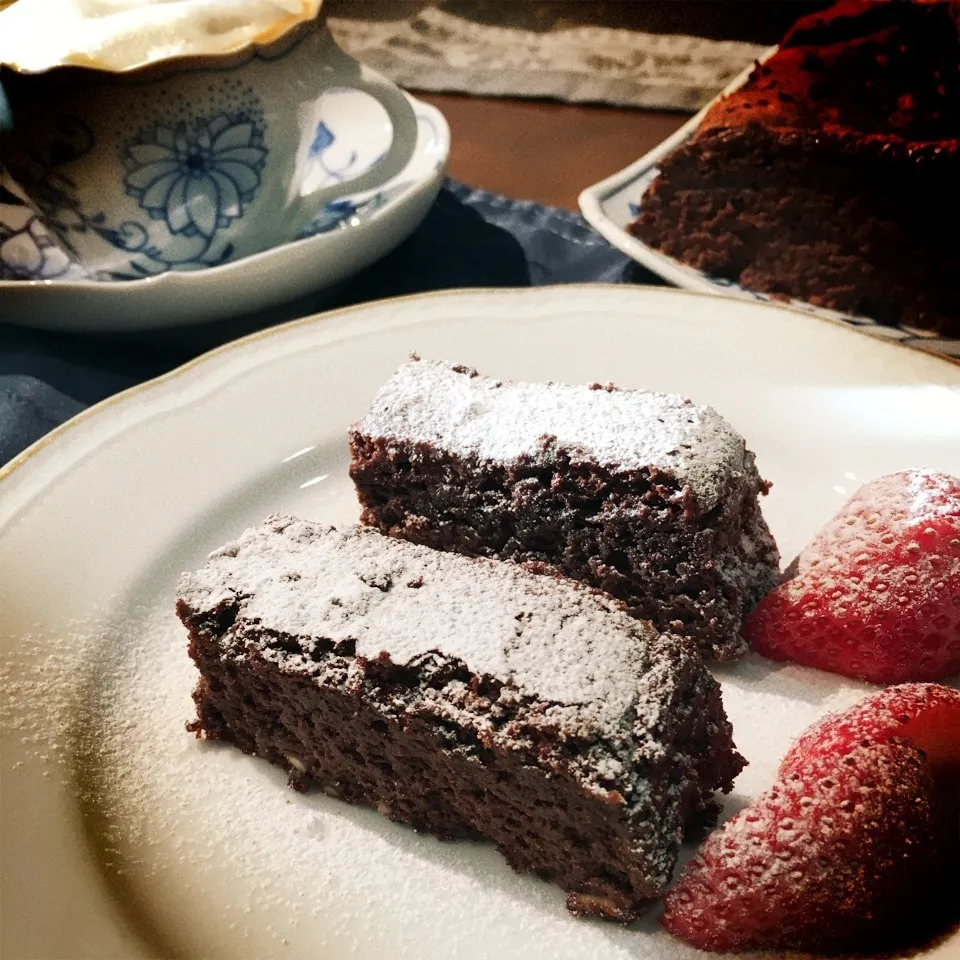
797, 469, 960, 593
3, 286, 959, 960
353, 359, 750, 511
661, 699, 954, 953
7, 594, 956, 959
749, 469, 960, 682
178, 516, 679, 741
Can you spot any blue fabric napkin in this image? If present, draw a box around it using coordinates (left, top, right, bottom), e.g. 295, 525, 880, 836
0, 179, 660, 466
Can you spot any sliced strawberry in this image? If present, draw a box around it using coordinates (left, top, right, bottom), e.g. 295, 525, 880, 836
662, 740, 947, 953
782, 682, 960, 776
661, 684, 960, 954
746, 469, 960, 684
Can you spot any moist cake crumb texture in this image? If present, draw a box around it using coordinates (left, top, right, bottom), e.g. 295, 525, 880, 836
177, 517, 746, 922
354, 358, 748, 513
350, 358, 780, 660
630, 0, 960, 335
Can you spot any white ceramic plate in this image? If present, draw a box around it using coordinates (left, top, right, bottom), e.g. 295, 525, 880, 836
0, 93, 448, 332
2, 286, 958, 960
578, 55, 960, 361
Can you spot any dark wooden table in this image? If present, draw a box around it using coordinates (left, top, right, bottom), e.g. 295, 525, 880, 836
416, 93, 688, 212
328, 1, 830, 211
327, 2, 831, 211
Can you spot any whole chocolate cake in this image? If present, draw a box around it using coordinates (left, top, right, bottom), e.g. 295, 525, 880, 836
631, 0, 960, 335
178, 518, 745, 922
350, 359, 779, 661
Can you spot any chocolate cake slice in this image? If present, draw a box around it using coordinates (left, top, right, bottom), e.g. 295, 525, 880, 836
178, 517, 745, 922
349, 358, 779, 661
631, 0, 960, 335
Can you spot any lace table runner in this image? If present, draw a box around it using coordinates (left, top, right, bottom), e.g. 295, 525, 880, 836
328, 4, 768, 111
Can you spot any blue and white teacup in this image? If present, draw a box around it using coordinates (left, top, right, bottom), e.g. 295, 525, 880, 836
0, 17, 418, 276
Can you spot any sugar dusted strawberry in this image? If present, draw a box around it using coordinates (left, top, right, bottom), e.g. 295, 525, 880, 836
662, 742, 944, 953
746, 469, 960, 684
662, 743, 946, 951
661, 684, 960, 954
782, 682, 960, 776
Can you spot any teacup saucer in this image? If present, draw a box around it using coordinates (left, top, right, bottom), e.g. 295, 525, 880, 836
0, 94, 448, 332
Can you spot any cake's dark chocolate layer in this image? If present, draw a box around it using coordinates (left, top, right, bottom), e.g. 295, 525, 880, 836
351, 441, 775, 661
631, 125, 960, 334
777, 0, 960, 144
178, 519, 745, 922
630, 0, 960, 335
348, 361, 778, 662
187, 635, 732, 921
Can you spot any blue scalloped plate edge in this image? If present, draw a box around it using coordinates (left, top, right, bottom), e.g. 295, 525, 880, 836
578, 50, 960, 362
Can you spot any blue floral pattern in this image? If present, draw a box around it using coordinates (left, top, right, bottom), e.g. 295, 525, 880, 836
307, 119, 362, 185
296, 180, 410, 239
0, 183, 82, 281
123, 114, 266, 240
1, 100, 444, 284
309, 120, 336, 158
0, 109, 268, 280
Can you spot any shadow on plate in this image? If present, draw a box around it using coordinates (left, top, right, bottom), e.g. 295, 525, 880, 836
712, 651, 876, 709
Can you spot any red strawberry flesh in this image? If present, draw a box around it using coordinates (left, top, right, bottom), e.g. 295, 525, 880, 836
661, 684, 960, 954
746, 469, 960, 684
782, 682, 960, 774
